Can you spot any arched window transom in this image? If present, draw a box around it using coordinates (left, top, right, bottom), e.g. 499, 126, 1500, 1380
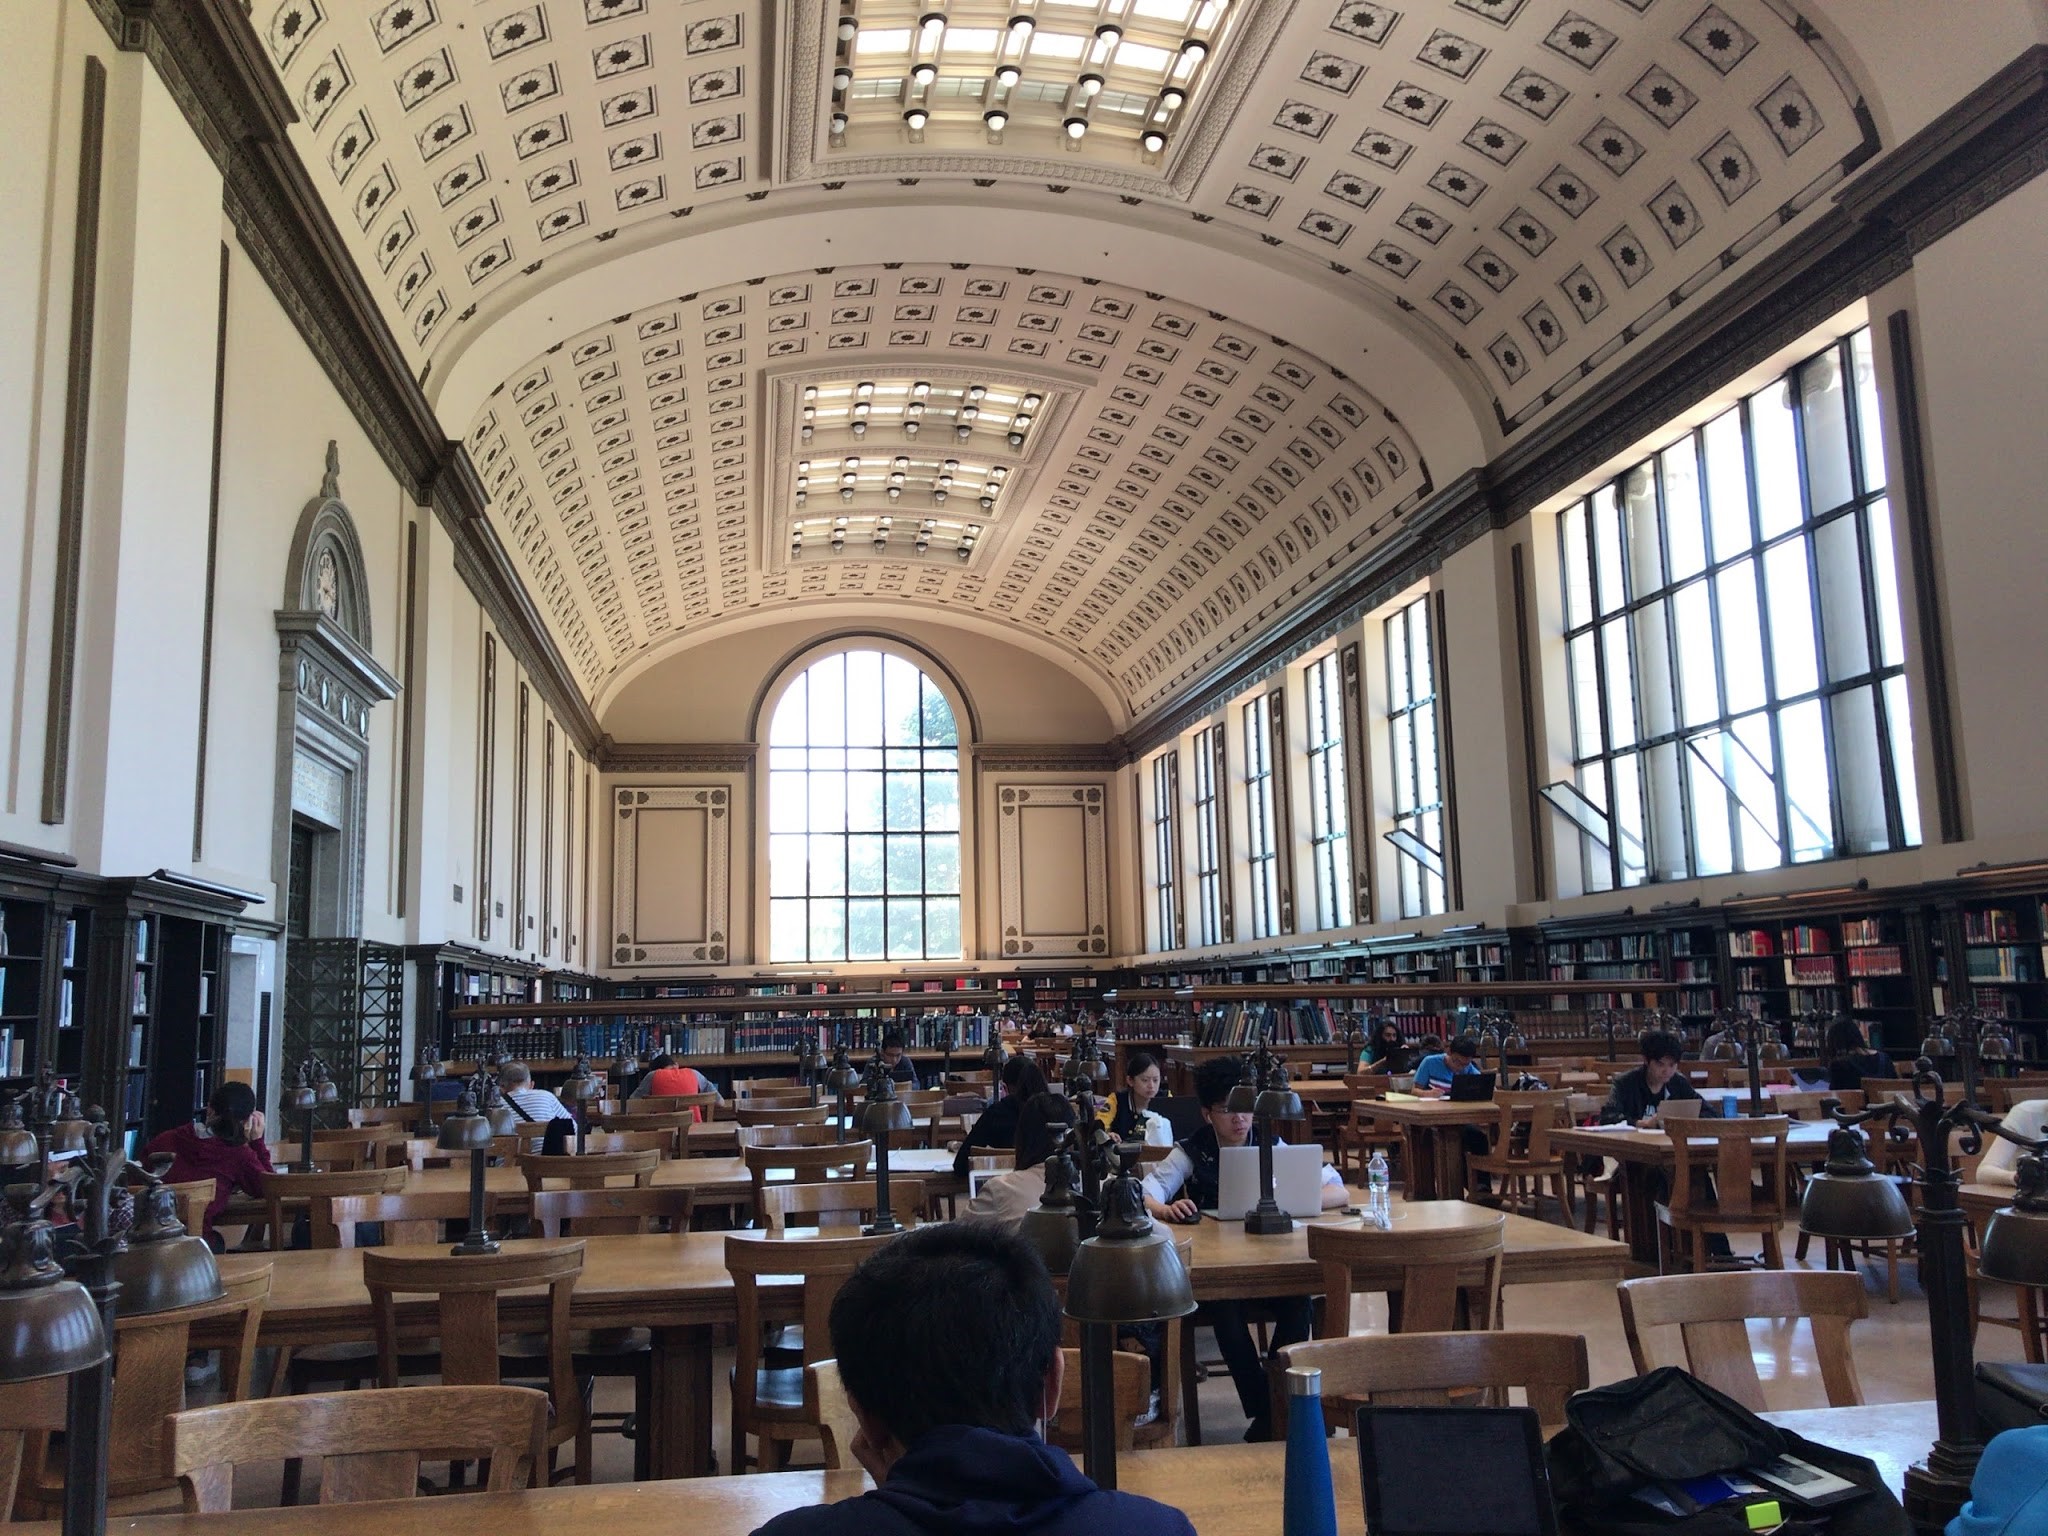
768, 649, 962, 962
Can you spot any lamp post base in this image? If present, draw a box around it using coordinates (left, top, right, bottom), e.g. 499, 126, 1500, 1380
1244, 1204, 1295, 1235
1903, 1447, 1979, 1535
449, 1232, 501, 1256
861, 1216, 902, 1236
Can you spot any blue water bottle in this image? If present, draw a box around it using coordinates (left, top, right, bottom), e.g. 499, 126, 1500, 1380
1720, 1091, 1738, 1119
1283, 1365, 1338, 1536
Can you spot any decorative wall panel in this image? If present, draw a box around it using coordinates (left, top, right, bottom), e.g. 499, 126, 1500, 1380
610, 784, 730, 965
995, 782, 1108, 958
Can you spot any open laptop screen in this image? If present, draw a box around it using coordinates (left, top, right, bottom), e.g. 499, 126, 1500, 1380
1358, 1406, 1558, 1536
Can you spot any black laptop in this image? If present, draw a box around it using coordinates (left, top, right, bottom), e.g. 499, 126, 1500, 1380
1358, 1405, 1560, 1536
1448, 1070, 1499, 1103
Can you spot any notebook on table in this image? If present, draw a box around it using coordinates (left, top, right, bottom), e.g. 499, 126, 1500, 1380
1209, 1143, 1326, 1219
1357, 1405, 1560, 1536
1448, 1071, 1499, 1103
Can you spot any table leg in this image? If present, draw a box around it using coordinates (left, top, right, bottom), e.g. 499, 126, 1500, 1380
1621, 1164, 1662, 1269
650, 1323, 715, 1478
1402, 1127, 1435, 1201
1438, 1129, 1468, 1203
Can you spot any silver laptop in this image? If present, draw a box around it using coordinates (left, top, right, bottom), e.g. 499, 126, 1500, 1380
1210, 1143, 1326, 1219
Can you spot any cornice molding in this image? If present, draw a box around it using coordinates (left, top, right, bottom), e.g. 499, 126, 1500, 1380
973, 744, 1125, 775
90, 0, 598, 756
596, 740, 758, 775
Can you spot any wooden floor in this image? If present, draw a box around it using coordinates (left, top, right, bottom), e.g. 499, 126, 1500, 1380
172, 1206, 2033, 1508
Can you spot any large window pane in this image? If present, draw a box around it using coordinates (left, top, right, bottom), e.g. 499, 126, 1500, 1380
1384, 596, 1444, 917
1763, 538, 1819, 697
1751, 381, 1803, 539
1551, 325, 1914, 891
1305, 652, 1353, 929
767, 648, 962, 961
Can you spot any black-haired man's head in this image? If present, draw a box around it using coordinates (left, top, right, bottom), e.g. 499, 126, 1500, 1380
829, 1223, 1062, 1457
1193, 1055, 1255, 1148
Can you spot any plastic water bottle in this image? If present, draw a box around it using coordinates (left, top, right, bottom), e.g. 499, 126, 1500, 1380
1366, 1149, 1391, 1228
1720, 1091, 1738, 1120
1283, 1366, 1339, 1536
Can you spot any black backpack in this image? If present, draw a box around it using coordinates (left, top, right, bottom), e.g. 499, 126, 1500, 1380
1545, 1368, 1911, 1535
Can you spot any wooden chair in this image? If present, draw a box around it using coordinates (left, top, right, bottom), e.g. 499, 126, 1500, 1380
1045, 1349, 1152, 1454
320, 1191, 502, 1250
736, 1077, 804, 1093
1335, 1099, 1402, 1184
14, 1260, 271, 1515
1618, 1270, 1867, 1411
169, 1385, 547, 1510
1272, 1331, 1590, 1437
363, 1242, 589, 1484
349, 1104, 421, 1128
743, 1141, 872, 1226
739, 1123, 845, 1149
726, 1232, 893, 1472
736, 1104, 832, 1128
761, 1178, 925, 1233
529, 1187, 694, 1236
1968, 1221, 2048, 1363
626, 1091, 723, 1118
309, 1125, 411, 1170
590, 1111, 694, 1157
1466, 1090, 1572, 1225
1657, 1116, 1792, 1273
259, 1168, 406, 1251
0, 1377, 65, 1520
518, 1149, 661, 1190
1860, 1078, 1965, 1106
804, 1361, 860, 1471
164, 1179, 215, 1241
1985, 1079, 2048, 1113
735, 1088, 817, 1109
1307, 1215, 1505, 1336
573, 1129, 672, 1159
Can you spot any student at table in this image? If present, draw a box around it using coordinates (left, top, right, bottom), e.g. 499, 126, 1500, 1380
1107, 1050, 1174, 1146
951, 1056, 1049, 1176
750, 1223, 1194, 1536
1412, 1034, 1484, 1095
1824, 1017, 1897, 1093
880, 1033, 921, 1088
1361, 1019, 1413, 1074
1601, 1031, 1709, 1127
629, 1053, 721, 1115
1979, 1097, 2048, 1185
1139, 1057, 1344, 1441
142, 1081, 272, 1248
498, 1061, 573, 1125
967, 1092, 1074, 1227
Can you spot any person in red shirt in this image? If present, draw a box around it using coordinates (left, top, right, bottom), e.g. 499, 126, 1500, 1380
628, 1054, 721, 1121
143, 1081, 272, 1248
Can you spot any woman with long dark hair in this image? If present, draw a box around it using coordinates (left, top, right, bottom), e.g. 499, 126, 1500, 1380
1107, 1050, 1173, 1146
966, 1092, 1078, 1227
143, 1081, 272, 1248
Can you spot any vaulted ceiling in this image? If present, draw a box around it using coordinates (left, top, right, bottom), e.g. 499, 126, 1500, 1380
253, 0, 1881, 727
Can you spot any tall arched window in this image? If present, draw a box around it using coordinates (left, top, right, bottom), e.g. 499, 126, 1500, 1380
768, 648, 962, 962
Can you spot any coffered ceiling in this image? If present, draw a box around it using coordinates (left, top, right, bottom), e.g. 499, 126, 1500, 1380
252, 0, 1883, 725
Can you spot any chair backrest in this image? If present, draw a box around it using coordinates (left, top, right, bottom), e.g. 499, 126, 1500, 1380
736, 1077, 804, 1093
1861, 1078, 1965, 1106
899, 1089, 945, 1113
1046, 1348, 1151, 1453
1489, 1089, 1571, 1162
633, 1091, 723, 1114
761, 1178, 925, 1233
1618, 1270, 1867, 1410
362, 1243, 585, 1444
529, 1186, 695, 1236
91, 1263, 273, 1501
739, 1123, 844, 1149
168, 1385, 547, 1511
518, 1148, 662, 1190
1986, 1079, 2048, 1113
322, 1192, 500, 1250
0, 1376, 66, 1518
805, 1362, 860, 1471
725, 1233, 894, 1423
1307, 1214, 1505, 1336
1664, 1116, 1791, 1222
735, 1104, 832, 1127
1760, 1090, 1864, 1120
591, 1111, 696, 1151
262, 1168, 407, 1249
1273, 1330, 1590, 1436
164, 1179, 214, 1238
1344, 1072, 1391, 1095
348, 1104, 420, 1128
577, 1129, 673, 1158
744, 1141, 873, 1222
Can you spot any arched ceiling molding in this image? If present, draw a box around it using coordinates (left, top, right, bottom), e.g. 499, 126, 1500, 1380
429, 192, 1488, 473
257, 0, 1877, 452
594, 600, 1130, 733
465, 259, 1435, 720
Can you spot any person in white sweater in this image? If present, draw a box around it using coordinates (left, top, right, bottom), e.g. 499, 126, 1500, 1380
1979, 1097, 2048, 1186
968, 1093, 1078, 1229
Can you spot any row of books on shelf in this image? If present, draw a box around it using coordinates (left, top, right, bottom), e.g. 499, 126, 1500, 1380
1964, 909, 2029, 945
1782, 925, 1832, 956
1842, 919, 1892, 947
1194, 1000, 1346, 1048
1547, 963, 1661, 982
1965, 947, 2039, 982
1729, 929, 1777, 958
1785, 956, 1839, 985
1846, 946, 1905, 976
1548, 936, 1658, 963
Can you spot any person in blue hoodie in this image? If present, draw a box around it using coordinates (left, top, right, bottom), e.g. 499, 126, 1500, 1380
1949, 1425, 2048, 1536
749, 1222, 1195, 1536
